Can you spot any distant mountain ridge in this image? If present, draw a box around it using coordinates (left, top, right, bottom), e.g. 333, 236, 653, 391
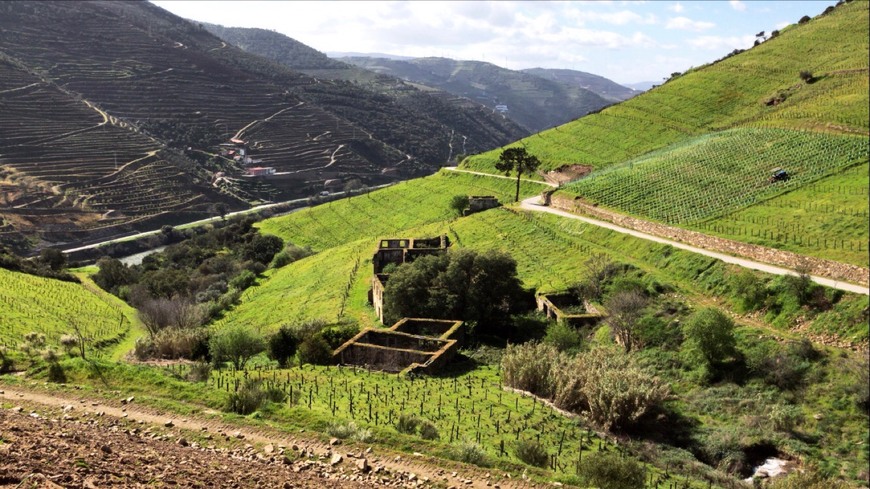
199, 24, 638, 135
520, 68, 639, 102
337, 56, 620, 133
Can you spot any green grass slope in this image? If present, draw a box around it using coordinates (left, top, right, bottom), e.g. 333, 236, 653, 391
0, 268, 137, 357
462, 0, 868, 174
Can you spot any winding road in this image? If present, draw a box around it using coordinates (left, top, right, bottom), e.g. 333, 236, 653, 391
443, 167, 868, 295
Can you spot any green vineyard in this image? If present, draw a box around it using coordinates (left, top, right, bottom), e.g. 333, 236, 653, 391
0, 268, 132, 352
560, 128, 868, 225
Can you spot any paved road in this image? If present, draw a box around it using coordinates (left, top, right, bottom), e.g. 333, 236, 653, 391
62, 184, 393, 255
520, 196, 869, 296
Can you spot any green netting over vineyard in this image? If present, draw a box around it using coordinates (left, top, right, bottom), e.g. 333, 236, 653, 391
561, 128, 869, 224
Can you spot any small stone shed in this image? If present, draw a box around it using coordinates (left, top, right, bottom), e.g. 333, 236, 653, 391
464, 196, 500, 216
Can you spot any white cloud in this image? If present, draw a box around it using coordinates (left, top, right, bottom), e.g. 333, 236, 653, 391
665, 16, 715, 32
729, 0, 747, 12
775, 21, 791, 29
577, 10, 657, 26
668, 3, 684, 13
688, 34, 755, 51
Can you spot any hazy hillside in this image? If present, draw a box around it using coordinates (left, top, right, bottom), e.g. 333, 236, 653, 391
521, 67, 639, 102
339, 56, 614, 132
0, 1, 523, 252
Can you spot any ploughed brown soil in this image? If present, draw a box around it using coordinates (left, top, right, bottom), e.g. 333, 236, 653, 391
0, 387, 527, 489
0, 405, 385, 488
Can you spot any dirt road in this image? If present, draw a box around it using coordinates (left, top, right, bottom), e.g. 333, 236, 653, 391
0, 385, 537, 489
519, 196, 869, 295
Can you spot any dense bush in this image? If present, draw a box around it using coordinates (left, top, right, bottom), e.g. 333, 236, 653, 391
501, 342, 561, 398
729, 269, 767, 312
553, 348, 670, 430
224, 379, 286, 415
681, 307, 738, 380
209, 327, 266, 370
577, 451, 646, 489
396, 413, 421, 434
297, 334, 333, 365
327, 421, 374, 442
543, 321, 583, 353
503, 344, 669, 431
133, 327, 210, 361
267, 324, 298, 367
419, 420, 439, 440
449, 440, 491, 467
138, 297, 206, 336
514, 439, 549, 468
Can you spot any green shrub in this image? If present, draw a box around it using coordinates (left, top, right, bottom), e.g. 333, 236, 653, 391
267, 324, 298, 367
319, 323, 360, 349
635, 314, 681, 349
501, 342, 562, 398
449, 440, 491, 467
543, 321, 583, 353
396, 413, 421, 435
578, 451, 646, 489
0, 346, 13, 373
729, 269, 768, 312
209, 326, 266, 370
229, 270, 257, 290
224, 380, 266, 415
224, 380, 287, 415
419, 420, 439, 440
297, 334, 333, 365
514, 439, 549, 468
681, 307, 737, 380
449, 194, 469, 216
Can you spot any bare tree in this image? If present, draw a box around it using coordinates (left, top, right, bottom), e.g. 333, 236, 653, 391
604, 289, 648, 352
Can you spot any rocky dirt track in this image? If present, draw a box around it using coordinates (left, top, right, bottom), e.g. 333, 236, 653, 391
0, 404, 388, 488
0, 387, 530, 489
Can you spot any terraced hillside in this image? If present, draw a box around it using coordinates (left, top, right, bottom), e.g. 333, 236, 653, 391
0, 56, 230, 249
0, 0, 523, 252
198, 26, 627, 141
202, 23, 527, 156
463, 0, 869, 267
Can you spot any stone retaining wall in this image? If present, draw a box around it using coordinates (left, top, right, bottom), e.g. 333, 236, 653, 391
550, 194, 869, 287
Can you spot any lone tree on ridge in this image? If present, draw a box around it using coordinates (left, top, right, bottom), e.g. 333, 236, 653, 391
495, 146, 541, 203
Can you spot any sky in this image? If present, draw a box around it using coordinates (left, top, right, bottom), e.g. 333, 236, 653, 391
151, 1, 835, 85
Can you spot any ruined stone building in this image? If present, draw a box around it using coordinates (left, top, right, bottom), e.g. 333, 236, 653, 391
464, 195, 500, 216
368, 235, 450, 323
